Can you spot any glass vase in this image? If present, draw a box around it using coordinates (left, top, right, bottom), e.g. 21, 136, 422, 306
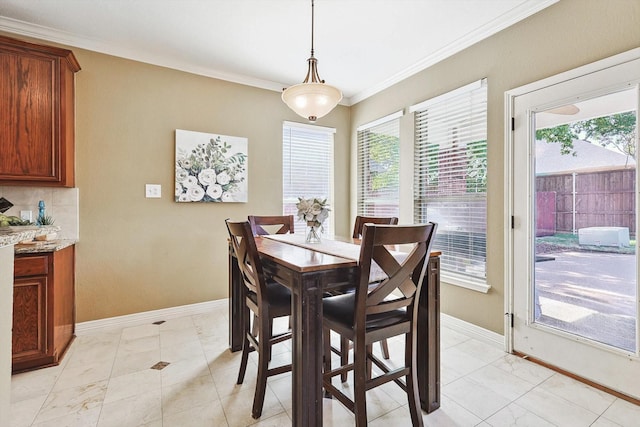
306, 222, 322, 244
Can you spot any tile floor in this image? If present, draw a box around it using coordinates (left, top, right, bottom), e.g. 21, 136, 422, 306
10, 303, 640, 426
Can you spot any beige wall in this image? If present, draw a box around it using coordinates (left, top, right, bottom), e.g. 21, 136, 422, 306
349, 0, 640, 333
0, 37, 351, 322
69, 50, 351, 321
1, 0, 638, 330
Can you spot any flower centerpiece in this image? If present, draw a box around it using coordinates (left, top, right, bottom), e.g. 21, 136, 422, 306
296, 197, 330, 243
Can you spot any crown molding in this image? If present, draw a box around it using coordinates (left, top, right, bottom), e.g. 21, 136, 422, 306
0, 16, 287, 92
0, 0, 558, 107
349, 0, 559, 105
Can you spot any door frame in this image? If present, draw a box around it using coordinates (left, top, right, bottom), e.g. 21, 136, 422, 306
504, 47, 640, 353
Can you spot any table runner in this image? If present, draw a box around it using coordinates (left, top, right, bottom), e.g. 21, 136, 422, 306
263, 233, 361, 260
263, 234, 408, 283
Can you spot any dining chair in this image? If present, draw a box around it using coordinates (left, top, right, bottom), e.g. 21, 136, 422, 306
322, 222, 437, 427
352, 215, 398, 238
338, 215, 398, 366
248, 214, 294, 236
225, 219, 293, 419
248, 214, 295, 336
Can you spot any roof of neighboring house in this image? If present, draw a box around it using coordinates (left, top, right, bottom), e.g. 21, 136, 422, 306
535, 139, 635, 175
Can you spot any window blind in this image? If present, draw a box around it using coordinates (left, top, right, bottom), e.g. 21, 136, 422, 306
356, 111, 402, 218
413, 79, 487, 281
283, 122, 335, 235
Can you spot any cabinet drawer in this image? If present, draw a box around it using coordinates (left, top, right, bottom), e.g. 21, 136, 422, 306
14, 256, 49, 278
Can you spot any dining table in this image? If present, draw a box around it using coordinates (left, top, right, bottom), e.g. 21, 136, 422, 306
228, 233, 441, 426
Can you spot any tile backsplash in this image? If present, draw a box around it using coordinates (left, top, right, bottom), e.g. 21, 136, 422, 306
0, 186, 79, 240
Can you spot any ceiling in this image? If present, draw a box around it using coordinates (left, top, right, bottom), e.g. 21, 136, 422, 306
0, 0, 557, 105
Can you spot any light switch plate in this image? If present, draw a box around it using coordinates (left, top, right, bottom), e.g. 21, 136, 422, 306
145, 184, 161, 198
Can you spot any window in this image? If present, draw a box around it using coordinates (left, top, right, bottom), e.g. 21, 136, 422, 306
412, 79, 488, 289
282, 121, 335, 234
356, 111, 402, 218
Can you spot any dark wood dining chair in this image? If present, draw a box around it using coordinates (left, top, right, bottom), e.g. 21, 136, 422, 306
348, 215, 398, 362
322, 222, 437, 427
248, 214, 295, 335
248, 215, 294, 236
352, 215, 398, 238
225, 220, 292, 419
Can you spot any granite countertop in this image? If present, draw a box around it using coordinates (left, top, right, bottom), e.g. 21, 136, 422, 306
15, 239, 77, 254
0, 225, 60, 248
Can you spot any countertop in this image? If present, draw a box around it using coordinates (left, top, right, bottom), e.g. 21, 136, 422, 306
15, 239, 76, 254
0, 226, 60, 248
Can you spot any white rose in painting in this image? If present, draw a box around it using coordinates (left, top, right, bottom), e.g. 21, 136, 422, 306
175, 184, 183, 197
221, 191, 233, 202
206, 184, 223, 200
176, 168, 189, 183
178, 193, 189, 202
216, 171, 231, 185
187, 185, 205, 202
183, 175, 198, 188
180, 158, 192, 169
198, 168, 216, 186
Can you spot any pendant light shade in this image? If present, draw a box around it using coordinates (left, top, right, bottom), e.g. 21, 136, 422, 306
282, 0, 342, 122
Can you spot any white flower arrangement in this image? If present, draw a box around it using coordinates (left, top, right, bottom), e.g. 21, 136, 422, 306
175, 135, 247, 202
296, 197, 330, 228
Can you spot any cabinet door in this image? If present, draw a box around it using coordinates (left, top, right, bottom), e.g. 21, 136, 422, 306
12, 276, 48, 361
0, 50, 56, 181
0, 35, 79, 187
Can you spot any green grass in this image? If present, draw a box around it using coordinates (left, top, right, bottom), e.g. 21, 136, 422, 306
536, 232, 636, 254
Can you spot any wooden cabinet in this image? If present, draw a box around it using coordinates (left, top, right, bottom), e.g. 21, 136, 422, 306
0, 35, 80, 187
12, 245, 75, 373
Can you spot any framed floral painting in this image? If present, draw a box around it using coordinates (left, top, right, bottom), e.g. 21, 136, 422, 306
175, 129, 248, 203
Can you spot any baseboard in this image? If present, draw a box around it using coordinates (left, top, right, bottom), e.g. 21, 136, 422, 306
441, 313, 505, 350
77, 298, 505, 351
75, 299, 227, 335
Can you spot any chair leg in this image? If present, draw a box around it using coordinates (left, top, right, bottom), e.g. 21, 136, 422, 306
380, 339, 390, 360
340, 337, 349, 382
252, 313, 258, 337
405, 332, 424, 427
353, 340, 368, 426
323, 327, 332, 398
366, 344, 373, 379
252, 313, 272, 419
237, 306, 251, 384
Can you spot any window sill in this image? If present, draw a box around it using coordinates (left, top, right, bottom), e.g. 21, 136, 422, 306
441, 271, 491, 293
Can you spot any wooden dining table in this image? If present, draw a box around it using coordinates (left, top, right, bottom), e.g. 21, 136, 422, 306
228, 234, 441, 426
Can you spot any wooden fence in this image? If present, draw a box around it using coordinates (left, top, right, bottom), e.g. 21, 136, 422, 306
536, 169, 636, 237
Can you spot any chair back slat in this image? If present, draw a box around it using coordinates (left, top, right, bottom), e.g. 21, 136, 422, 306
226, 220, 268, 299
352, 215, 398, 238
366, 298, 411, 315
356, 223, 437, 321
249, 215, 294, 236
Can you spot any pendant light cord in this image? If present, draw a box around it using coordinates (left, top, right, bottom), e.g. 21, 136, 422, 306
310, 0, 315, 58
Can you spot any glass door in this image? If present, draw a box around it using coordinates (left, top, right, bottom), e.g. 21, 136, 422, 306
511, 57, 640, 399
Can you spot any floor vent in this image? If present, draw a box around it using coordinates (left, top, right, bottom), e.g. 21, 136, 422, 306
150, 361, 170, 370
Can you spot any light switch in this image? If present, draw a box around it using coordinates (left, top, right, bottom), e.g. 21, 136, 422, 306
145, 184, 162, 198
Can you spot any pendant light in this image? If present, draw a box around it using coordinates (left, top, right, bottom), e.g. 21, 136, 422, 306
282, 0, 342, 122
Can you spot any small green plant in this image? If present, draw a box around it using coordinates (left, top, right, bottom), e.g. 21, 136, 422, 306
36, 215, 55, 226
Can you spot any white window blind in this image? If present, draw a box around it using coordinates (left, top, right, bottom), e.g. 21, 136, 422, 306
412, 79, 487, 282
283, 121, 335, 235
356, 111, 402, 218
